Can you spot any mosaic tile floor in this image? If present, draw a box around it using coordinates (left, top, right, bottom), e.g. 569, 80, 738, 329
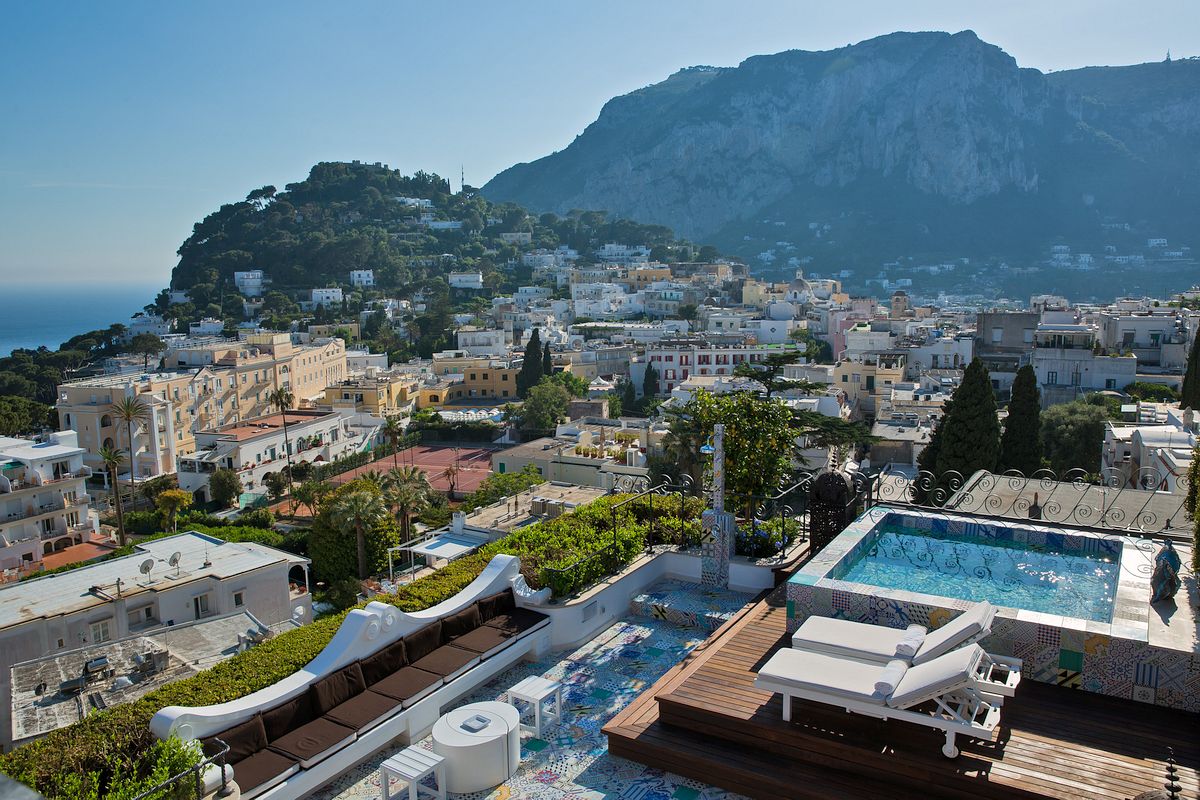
629, 579, 755, 632
316, 592, 750, 800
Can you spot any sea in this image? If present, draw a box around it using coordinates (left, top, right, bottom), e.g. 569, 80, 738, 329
0, 282, 163, 358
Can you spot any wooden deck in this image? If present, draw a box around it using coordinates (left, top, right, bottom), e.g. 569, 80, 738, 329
605, 594, 1199, 800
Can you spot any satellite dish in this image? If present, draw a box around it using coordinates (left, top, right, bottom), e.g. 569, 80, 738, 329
139, 559, 155, 575
168, 552, 181, 568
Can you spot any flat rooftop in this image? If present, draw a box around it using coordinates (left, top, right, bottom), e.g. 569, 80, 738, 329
0, 532, 308, 632
463, 482, 607, 534
9, 612, 299, 744
209, 410, 339, 441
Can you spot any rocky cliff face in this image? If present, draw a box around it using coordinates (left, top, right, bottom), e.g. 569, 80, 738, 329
484, 31, 1199, 258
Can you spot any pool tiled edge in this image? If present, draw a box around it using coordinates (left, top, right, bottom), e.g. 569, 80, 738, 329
786, 506, 1199, 713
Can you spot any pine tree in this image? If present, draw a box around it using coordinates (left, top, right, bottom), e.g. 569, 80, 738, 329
999, 364, 1042, 474
542, 342, 553, 376
935, 359, 1001, 478
516, 328, 543, 398
1182, 333, 1200, 409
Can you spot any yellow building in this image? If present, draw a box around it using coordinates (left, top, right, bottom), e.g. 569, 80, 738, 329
307, 322, 361, 341
833, 353, 907, 417
320, 372, 421, 416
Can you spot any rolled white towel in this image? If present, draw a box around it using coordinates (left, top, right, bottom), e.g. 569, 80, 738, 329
894, 623, 927, 658
874, 659, 909, 696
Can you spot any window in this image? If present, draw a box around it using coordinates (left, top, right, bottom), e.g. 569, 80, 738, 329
233, 591, 245, 608
90, 619, 112, 644
193, 594, 211, 620
1023, 329, 1034, 344
991, 327, 1003, 344
1047, 370, 1058, 384
57, 638, 65, 649
841, 375, 848, 383
1105, 379, 1117, 390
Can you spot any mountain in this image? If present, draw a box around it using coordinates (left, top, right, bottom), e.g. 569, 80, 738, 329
483, 32, 1200, 290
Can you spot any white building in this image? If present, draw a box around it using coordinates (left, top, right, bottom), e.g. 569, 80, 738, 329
595, 243, 650, 264
346, 349, 389, 375
640, 341, 798, 395
177, 409, 366, 503
1031, 324, 1138, 406
234, 270, 267, 298
456, 328, 509, 357
349, 269, 375, 288
126, 314, 174, 340
311, 288, 344, 307
448, 271, 484, 290
1103, 405, 1197, 493
0, 432, 98, 574
427, 220, 463, 231
188, 317, 225, 337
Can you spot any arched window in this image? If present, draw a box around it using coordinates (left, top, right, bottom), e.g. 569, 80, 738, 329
100, 414, 113, 428
102, 437, 115, 450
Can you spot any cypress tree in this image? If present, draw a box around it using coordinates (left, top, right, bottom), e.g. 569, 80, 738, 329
1182, 333, 1200, 409
517, 328, 543, 398
542, 342, 553, 376
999, 364, 1042, 474
935, 359, 1001, 479
642, 362, 659, 399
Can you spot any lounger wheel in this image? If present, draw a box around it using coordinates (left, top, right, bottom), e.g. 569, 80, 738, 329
942, 733, 959, 759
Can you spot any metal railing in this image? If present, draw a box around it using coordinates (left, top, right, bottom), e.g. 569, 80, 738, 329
129, 738, 232, 800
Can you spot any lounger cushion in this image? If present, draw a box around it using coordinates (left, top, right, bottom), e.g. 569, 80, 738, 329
309, 663, 367, 715
261, 693, 315, 741
889, 645, 981, 708
791, 616, 921, 661
477, 588, 516, 621
913, 602, 995, 665
449, 623, 511, 656
441, 604, 482, 642
403, 621, 443, 662
322, 689, 403, 730
268, 717, 356, 767
756, 648, 887, 705
485, 607, 548, 637
202, 713, 267, 764
360, 638, 408, 685
411, 644, 479, 679
370, 666, 442, 705
228, 749, 298, 797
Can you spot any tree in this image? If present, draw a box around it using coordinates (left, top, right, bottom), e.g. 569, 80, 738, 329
99, 445, 129, 546
462, 464, 544, 511
0, 396, 49, 436
517, 329, 544, 398
292, 479, 330, 518
129, 333, 165, 370
542, 342, 553, 377
1182, 333, 1200, 409
384, 467, 431, 540
1041, 401, 1107, 474
1123, 382, 1180, 403
267, 387, 295, 480
549, 370, 589, 398
331, 490, 388, 579
733, 349, 824, 398
210, 467, 243, 508
790, 327, 834, 364
154, 488, 193, 533
110, 396, 149, 500
514, 379, 570, 431
677, 303, 698, 332
642, 362, 659, 399
383, 415, 406, 469
934, 359, 1000, 478
1000, 365, 1042, 474
619, 377, 636, 413
264, 471, 290, 502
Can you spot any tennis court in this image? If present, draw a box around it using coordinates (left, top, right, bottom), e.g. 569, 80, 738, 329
330, 444, 498, 496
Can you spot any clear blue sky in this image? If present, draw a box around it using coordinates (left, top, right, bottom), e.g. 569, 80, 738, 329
1, 0, 1196, 287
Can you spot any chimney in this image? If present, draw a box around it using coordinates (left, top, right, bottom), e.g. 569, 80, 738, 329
451, 511, 465, 534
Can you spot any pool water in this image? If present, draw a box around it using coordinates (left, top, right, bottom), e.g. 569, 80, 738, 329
835, 523, 1120, 622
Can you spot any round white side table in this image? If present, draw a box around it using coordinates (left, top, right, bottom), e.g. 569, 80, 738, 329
430, 700, 520, 794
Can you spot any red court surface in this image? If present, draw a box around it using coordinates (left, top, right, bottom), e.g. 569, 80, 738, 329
330, 445, 499, 496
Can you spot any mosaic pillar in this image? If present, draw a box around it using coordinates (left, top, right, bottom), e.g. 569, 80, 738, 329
701, 424, 736, 587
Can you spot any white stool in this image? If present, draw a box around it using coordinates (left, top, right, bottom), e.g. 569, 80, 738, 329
380, 746, 446, 800
506, 676, 564, 738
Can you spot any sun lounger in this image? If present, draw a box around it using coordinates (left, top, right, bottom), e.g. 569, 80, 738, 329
790, 601, 1017, 687
754, 643, 1020, 758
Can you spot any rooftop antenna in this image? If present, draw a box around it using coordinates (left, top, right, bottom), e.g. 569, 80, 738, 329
461, 164, 465, 193
168, 551, 182, 576
202, 545, 212, 569
138, 558, 155, 585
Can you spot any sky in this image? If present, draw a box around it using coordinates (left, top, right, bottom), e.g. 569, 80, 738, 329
1, 1, 1197, 288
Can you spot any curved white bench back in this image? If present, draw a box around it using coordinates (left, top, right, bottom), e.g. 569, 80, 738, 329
151, 553, 542, 741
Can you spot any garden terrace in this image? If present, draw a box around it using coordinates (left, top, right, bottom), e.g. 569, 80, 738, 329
605, 593, 1200, 800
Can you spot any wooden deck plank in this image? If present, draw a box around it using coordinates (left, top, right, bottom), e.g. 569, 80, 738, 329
605, 594, 1199, 800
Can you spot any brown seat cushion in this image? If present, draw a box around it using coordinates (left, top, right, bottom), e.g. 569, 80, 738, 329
228, 748, 298, 795
359, 638, 407, 685
402, 621, 442, 662
268, 717, 355, 767
370, 666, 442, 705
449, 623, 510, 656
322, 689, 403, 730
477, 588, 516, 622
202, 714, 267, 764
262, 693, 316, 742
441, 604, 482, 642
411, 644, 478, 678
485, 607, 548, 637
309, 663, 367, 715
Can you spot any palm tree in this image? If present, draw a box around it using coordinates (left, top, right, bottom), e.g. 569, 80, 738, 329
110, 396, 149, 504
266, 387, 295, 483
385, 467, 431, 540
440, 459, 461, 498
292, 479, 330, 519
98, 445, 128, 546
383, 415, 406, 469
330, 490, 387, 579
358, 469, 385, 490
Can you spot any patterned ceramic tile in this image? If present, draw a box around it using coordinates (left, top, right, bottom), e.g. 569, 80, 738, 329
316, 584, 752, 800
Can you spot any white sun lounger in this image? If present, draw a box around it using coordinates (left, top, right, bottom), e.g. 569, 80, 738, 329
790, 601, 1015, 682
754, 643, 1020, 758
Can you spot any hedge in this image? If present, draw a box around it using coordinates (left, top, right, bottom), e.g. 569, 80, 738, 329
0, 491, 697, 797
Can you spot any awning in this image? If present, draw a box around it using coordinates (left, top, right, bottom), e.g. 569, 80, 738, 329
409, 532, 487, 562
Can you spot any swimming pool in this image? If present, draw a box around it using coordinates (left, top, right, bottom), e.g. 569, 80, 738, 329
830, 521, 1121, 622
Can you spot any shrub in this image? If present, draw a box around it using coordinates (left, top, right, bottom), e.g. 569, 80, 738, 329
735, 516, 802, 559
307, 480, 402, 582
209, 468, 242, 508
237, 508, 276, 529
122, 510, 161, 537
